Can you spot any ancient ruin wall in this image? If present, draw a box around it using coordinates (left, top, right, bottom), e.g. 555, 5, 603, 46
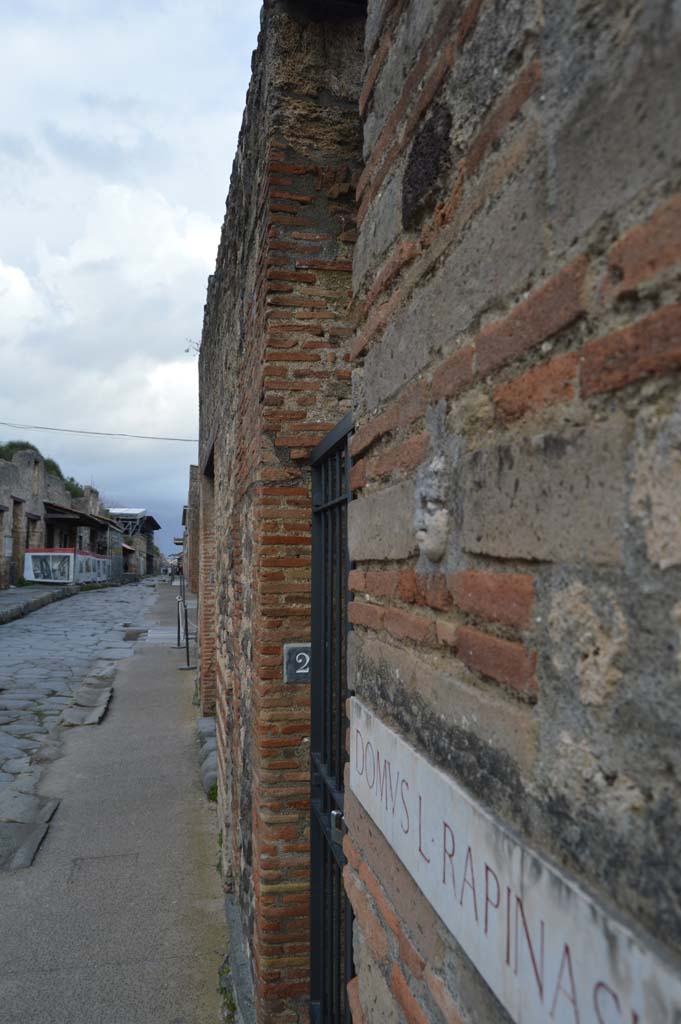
345, 1, 681, 1021
198, 3, 364, 1019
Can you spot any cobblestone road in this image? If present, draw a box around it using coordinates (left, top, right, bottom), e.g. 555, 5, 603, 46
0, 583, 156, 867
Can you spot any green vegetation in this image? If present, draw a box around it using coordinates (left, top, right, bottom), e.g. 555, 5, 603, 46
0, 439, 85, 495
218, 957, 237, 1024
64, 477, 85, 497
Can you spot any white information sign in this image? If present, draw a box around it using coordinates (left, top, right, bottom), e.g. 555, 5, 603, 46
349, 698, 681, 1024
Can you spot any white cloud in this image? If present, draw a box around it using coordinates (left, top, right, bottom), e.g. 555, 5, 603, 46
0, 0, 262, 550
0, 260, 49, 344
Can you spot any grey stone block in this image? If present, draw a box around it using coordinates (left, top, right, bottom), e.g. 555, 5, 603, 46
0, 733, 33, 755
12, 770, 42, 795
353, 165, 403, 290
89, 662, 117, 681
201, 750, 217, 776
549, 43, 681, 253
2, 758, 31, 774
0, 789, 59, 824
200, 736, 217, 756
461, 416, 631, 565
1, 720, 40, 736
197, 716, 217, 739
0, 822, 49, 870
61, 705, 108, 727
201, 771, 217, 796
364, 165, 546, 410
73, 686, 112, 708
348, 480, 417, 562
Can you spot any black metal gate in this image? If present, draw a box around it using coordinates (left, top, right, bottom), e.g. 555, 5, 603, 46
309, 412, 354, 1024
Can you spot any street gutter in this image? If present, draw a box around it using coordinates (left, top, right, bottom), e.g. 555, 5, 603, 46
0, 582, 120, 626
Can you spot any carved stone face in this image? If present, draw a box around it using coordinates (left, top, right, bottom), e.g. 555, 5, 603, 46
415, 501, 449, 563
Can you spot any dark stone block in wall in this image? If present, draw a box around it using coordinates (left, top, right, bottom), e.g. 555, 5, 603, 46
402, 102, 452, 230
280, 0, 367, 23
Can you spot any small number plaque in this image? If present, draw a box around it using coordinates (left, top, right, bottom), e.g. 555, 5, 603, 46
283, 643, 311, 683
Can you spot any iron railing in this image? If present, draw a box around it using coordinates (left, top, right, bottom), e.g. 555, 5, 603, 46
309, 413, 354, 1024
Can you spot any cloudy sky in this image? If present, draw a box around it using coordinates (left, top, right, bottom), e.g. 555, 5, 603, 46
0, 0, 263, 553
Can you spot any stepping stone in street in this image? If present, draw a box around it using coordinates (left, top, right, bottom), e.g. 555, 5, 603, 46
60, 705, 108, 726
79, 676, 114, 691
0, 789, 59, 824
90, 662, 116, 680
0, 822, 49, 870
73, 687, 112, 709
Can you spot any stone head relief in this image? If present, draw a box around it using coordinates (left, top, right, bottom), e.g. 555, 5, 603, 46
414, 454, 449, 563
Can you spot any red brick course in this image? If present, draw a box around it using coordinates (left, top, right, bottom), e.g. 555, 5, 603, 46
602, 194, 681, 300
455, 625, 538, 696
493, 352, 580, 420
448, 571, 535, 630
477, 256, 587, 376
581, 304, 681, 396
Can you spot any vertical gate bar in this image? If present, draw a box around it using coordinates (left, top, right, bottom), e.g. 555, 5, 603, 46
331, 860, 339, 1019
310, 813, 321, 1011
335, 447, 343, 791
325, 458, 333, 777
310, 457, 322, 1016
311, 463, 322, 759
320, 459, 328, 769
344, 890, 353, 1023
325, 840, 333, 1018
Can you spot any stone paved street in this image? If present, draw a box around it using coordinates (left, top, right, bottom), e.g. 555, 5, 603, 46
0, 582, 156, 868
0, 580, 223, 1023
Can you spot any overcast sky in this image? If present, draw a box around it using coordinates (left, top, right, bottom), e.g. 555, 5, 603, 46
0, 0, 262, 553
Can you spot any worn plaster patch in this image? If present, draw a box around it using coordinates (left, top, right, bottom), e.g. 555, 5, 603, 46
549, 581, 628, 705
631, 402, 681, 569
551, 731, 645, 821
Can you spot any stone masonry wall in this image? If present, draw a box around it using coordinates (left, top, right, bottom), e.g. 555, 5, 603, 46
344, 2, 681, 1022
198, 3, 364, 1019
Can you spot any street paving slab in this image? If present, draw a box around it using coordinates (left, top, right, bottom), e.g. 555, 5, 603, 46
0, 582, 156, 867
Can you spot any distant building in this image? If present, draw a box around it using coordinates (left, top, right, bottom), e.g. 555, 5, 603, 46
107, 509, 161, 577
0, 449, 123, 587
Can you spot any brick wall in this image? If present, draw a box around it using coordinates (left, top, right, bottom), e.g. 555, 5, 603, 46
198, 4, 364, 1020
345, 1, 681, 1022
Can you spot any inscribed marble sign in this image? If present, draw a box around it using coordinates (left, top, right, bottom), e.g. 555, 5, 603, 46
349, 697, 681, 1024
